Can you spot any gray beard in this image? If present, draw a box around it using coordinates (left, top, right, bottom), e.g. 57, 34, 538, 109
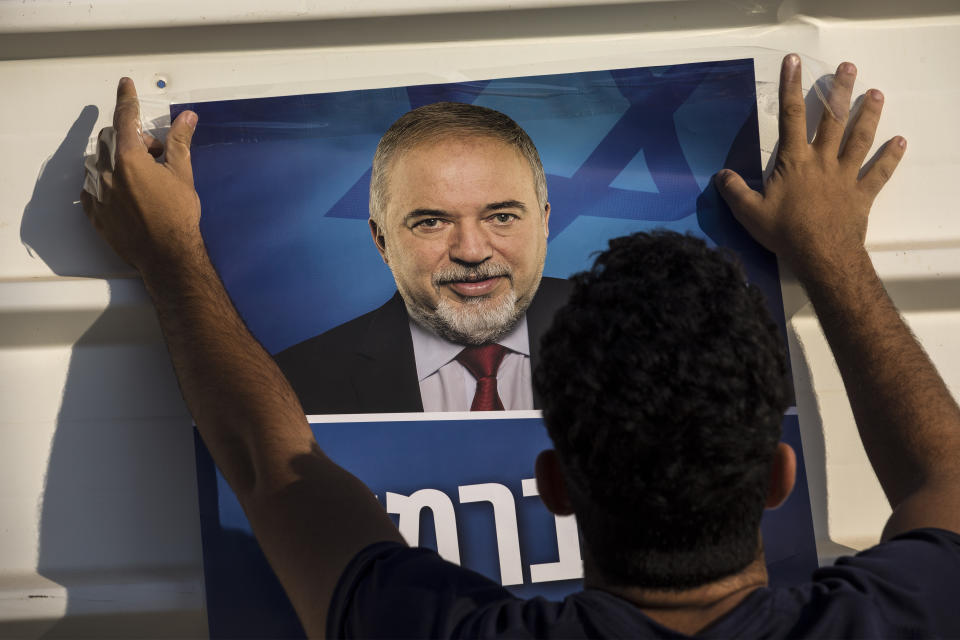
405, 288, 526, 346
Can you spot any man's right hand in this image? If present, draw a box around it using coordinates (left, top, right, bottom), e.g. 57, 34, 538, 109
718, 54, 960, 542
81, 77, 202, 277
715, 54, 904, 278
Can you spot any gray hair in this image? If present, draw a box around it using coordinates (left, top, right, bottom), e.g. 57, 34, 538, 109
369, 102, 548, 226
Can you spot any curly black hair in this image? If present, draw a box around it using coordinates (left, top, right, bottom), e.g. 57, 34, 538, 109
534, 230, 789, 589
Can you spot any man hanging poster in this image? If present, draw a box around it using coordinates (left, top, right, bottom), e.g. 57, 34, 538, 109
175, 58, 815, 639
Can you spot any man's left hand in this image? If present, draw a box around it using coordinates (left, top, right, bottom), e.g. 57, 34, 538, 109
81, 78, 203, 276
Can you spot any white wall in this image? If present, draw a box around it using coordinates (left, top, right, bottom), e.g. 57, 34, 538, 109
1, 1, 959, 636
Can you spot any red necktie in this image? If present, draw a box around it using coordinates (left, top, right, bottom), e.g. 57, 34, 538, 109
456, 344, 509, 411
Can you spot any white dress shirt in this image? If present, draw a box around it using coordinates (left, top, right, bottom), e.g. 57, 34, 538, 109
409, 317, 534, 412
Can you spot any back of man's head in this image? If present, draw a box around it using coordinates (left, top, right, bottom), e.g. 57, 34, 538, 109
369, 101, 547, 225
534, 231, 789, 589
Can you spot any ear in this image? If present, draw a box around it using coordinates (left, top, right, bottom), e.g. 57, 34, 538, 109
542, 202, 551, 239
369, 218, 388, 263
765, 442, 797, 510
535, 449, 575, 516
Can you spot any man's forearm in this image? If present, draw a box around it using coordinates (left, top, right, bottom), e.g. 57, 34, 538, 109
141, 248, 405, 637
797, 249, 960, 510
83, 80, 405, 637
140, 248, 316, 499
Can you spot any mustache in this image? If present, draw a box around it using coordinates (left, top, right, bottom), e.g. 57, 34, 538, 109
433, 263, 512, 286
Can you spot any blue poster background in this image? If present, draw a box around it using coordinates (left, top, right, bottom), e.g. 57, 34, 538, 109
172, 58, 784, 355
178, 58, 817, 639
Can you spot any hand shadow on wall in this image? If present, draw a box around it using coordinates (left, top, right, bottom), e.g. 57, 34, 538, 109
19, 107, 206, 638
22, 106, 124, 277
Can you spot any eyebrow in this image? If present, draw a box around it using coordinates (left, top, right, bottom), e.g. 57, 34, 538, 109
403, 200, 528, 224
484, 200, 528, 213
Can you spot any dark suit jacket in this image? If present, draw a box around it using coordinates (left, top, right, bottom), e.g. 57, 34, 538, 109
273, 277, 571, 415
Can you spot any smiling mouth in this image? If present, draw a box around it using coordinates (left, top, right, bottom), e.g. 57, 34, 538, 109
446, 276, 504, 297
434, 263, 512, 298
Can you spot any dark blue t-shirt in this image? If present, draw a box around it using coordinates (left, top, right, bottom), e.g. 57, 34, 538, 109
328, 528, 960, 638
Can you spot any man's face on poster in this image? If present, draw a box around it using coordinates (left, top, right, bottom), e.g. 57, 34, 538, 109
371, 135, 550, 345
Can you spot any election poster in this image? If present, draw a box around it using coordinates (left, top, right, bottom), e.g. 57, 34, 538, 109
175, 58, 818, 638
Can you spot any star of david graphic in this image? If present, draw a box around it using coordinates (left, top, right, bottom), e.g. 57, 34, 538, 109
181, 59, 772, 357
319, 62, 756, 239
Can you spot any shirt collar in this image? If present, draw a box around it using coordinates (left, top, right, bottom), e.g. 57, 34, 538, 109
409, 314, 530, 381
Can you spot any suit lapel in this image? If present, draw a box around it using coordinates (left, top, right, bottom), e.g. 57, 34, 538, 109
354, 292, 424, 413
526, 277, 572, 410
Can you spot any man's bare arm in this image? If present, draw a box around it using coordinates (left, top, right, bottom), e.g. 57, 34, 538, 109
81, 78, 403, 637
718, 55, 960, 540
